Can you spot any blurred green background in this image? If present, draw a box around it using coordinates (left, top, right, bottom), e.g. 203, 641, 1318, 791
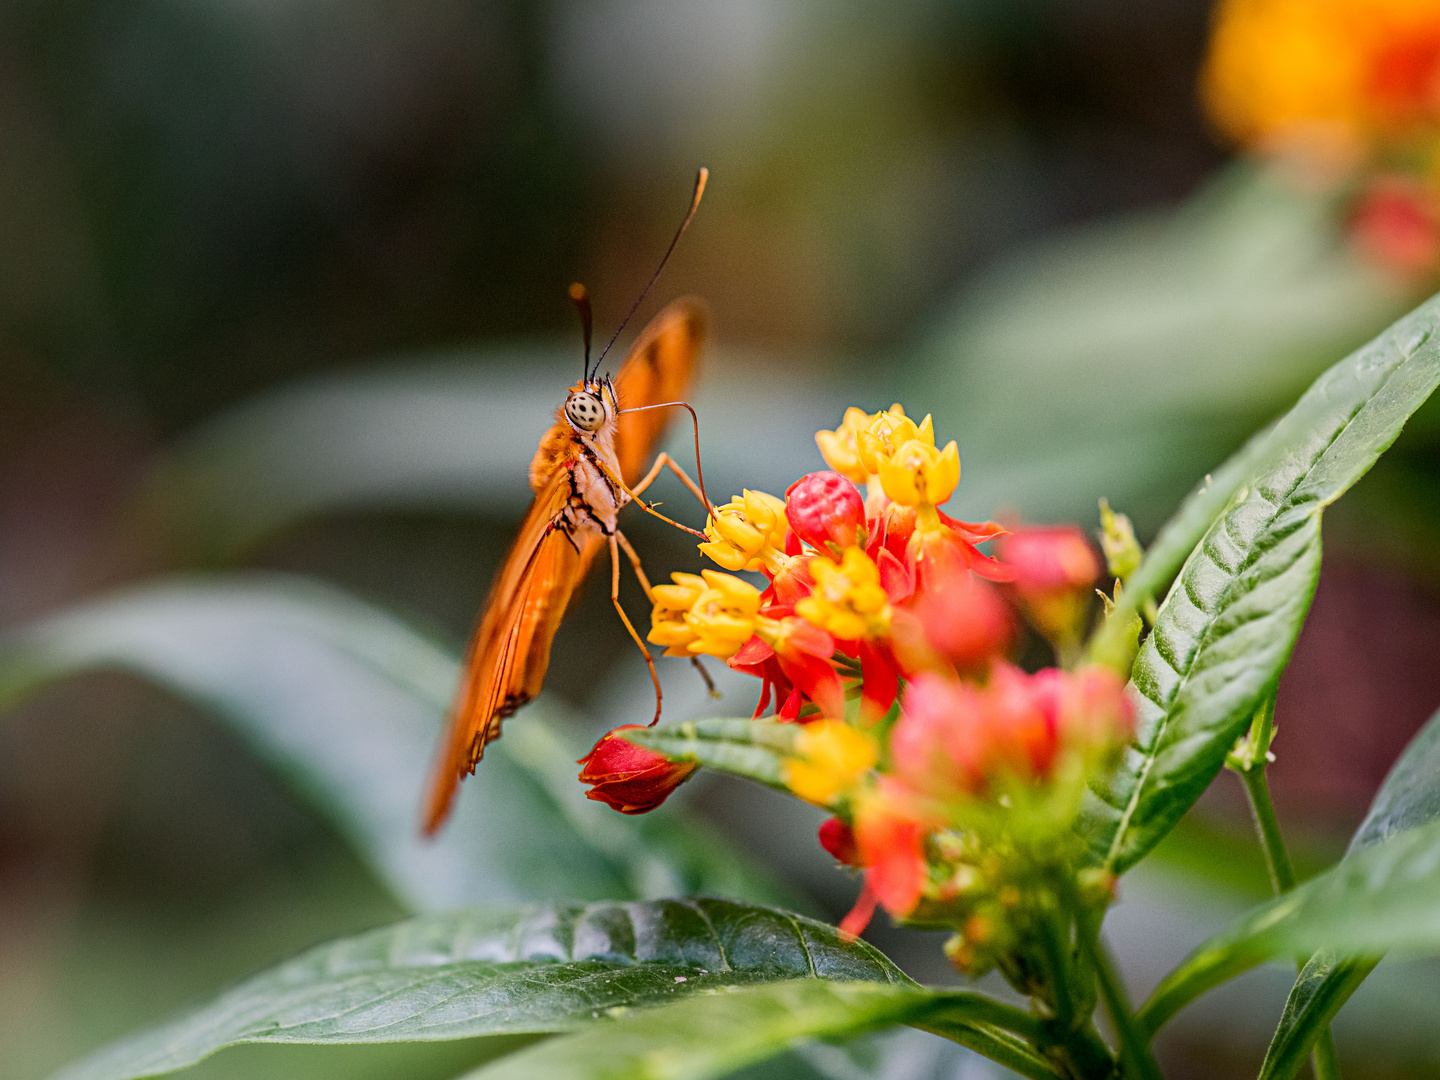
2, 2, 1440, 1078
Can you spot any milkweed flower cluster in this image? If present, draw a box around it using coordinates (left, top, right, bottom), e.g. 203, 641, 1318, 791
1204, 0, 1440, 275
579, 404, 1138, 985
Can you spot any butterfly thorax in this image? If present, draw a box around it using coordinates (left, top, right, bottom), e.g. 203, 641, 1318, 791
528, 380, 627, 539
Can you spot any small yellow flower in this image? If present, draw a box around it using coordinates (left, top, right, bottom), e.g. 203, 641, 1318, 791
699, 489, 788, 572
855, 406, 934, 476
796, 547, 891, 641
816, 407, 877, 483
684, 570, 764, 659
877, 439, 960, 507
782, 719, 879, 806
647, 572, 709, 656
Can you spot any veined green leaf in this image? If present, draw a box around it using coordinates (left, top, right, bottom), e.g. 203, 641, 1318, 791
0, 575, 785, 911
460, 980, 1056, 1080
1081, 296, 1440, 874
1138, 817, 1440, 1037
1257, 704, 1440, 1080
623, 719, 798, 792
50, 900, 909, 1080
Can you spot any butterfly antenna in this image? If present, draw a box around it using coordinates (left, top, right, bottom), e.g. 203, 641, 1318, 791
591, 166, 708, 379
569, 282, 594, 383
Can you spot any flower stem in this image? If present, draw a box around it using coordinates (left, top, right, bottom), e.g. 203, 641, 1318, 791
1230, 697, 1341, 1079
1034, 904, 1115, 1080
1087, 932, 1163, 1080
1238, 763, 1295, 892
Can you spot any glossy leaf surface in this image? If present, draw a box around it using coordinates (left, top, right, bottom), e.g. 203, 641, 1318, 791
461, 980, 1054, 1080
1082, 296, 1440, 874
52, 900, 907, 1080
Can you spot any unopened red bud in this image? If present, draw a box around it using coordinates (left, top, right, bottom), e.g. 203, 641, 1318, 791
786, 471, 866, 552
578, 725, 697, 814
818, 816, 863, 866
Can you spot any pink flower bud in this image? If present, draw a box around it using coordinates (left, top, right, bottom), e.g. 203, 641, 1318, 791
1049, 664, 1135, 750
578, 725, 697, 814
891, 664, 1131, 801
890, 673, 991, 797
786, 471, 867, 551
997, 525, 1101, 597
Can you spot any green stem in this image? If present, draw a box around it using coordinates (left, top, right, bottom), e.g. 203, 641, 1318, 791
1231, 700, 1341, 1080
1036, 906, 1080, 1031
1034, 905, 1114, 1080
1087, 933, 1163, 1080
1238, 765, 1295, 893
1312, 1030, 1342, 1080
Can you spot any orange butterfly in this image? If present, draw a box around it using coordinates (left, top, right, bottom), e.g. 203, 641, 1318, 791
423, 170, 712, 834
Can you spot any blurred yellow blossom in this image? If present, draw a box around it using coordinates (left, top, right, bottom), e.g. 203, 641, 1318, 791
783, 720, 879, 806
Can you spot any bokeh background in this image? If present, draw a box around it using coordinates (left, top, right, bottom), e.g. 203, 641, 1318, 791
2, 1, 1439, 1078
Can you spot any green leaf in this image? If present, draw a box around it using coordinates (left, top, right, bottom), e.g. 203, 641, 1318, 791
1081, 295, 1440, 874
1137, 816, 1440, 1037
51, 900, 910, 1080
1257, 952, 1376, 1080
1349, 705, 1440, 851
459, 980, 1056, 1080
623, 719, 799, 792
1257, 704, 1440, 1080
0, 575, 786, 911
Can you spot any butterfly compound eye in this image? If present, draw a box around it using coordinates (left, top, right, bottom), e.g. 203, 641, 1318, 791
564, 391, 606, 432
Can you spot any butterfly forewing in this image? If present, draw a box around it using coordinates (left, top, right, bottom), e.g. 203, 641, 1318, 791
613, 300, 706, 484
422, 297, 705, 834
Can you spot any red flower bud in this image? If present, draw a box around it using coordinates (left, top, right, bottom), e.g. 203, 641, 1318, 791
786, 471, 866, 551
818, 816, 862, 866
577, 725, 697, 814
996, 525, 1101, 645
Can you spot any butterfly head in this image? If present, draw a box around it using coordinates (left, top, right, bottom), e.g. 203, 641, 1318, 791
563, 382, 611, 433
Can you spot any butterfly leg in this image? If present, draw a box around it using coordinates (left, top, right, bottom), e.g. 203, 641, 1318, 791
620, 529, 720, 702
597, 457, 707, 539
630, 452, 715, 516
610, 531, 663, 725
615, 530, 655, 600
